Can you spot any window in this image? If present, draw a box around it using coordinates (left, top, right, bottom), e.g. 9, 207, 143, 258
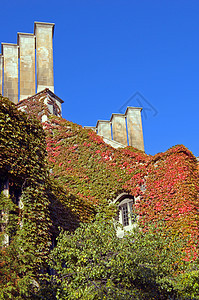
119, 197, 136, 227
121, 203, 129, 226
113, 193, 137, 238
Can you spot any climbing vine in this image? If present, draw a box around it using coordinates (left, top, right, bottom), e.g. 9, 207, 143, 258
0, 93, 199, 298
45, 115, 199, 259
0, 95, 51, 298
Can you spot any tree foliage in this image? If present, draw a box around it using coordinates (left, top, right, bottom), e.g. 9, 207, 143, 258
49, 214, 199, 299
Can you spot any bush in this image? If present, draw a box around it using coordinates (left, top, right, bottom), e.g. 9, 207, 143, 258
49, 213, 198, 299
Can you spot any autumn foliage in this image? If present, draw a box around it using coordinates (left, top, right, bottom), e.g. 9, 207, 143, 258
0, 95, 199, 298
17, 92, 199, 255
45, 115, 199, 257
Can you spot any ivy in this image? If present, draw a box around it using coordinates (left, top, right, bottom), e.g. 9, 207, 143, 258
45, 115, 199, 254
0, 94, 198, 298
0, 96, 51, 298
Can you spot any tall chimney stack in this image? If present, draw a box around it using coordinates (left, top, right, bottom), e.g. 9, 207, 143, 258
0, 54, 3, 95
17, 33, 36, 100
34, 22, 55, 93
96, 120, 112, 140
125, 107, 144, 151
110, 114, 128, 146
1, 43, 19, 104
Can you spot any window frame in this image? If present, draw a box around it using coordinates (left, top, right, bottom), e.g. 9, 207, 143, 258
113, 193, 138, 237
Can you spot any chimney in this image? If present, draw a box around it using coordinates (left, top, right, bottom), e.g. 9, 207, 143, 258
84, 126, 97, 132
34, 22, 55, 93
0, 54, 3, 95
110, 114, 128, 146
96, 120, 112, 139
125, 107, 144, 151
1, 43, 19, 104
17, 33, 36, 100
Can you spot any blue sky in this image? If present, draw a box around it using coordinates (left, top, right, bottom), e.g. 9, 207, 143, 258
0, 0, 199, 156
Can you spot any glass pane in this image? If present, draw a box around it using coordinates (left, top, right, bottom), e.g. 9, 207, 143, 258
129, 201, 136, 223
121, 204, 129, 226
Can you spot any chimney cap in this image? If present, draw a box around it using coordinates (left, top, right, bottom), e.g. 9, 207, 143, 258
34, 21, 55, 36
125, 106, 143, 115
1, 43, 18, 55
110, 113, 125, 123
17, 32, 35, 45
96, 119, 110, 127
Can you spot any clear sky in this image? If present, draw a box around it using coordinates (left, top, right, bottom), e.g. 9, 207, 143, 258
0, 0, 198, 156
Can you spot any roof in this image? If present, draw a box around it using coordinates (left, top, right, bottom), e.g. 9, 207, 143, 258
17, 88, 64, 106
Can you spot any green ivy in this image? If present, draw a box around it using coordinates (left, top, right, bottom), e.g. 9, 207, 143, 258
0, 96, 51, 298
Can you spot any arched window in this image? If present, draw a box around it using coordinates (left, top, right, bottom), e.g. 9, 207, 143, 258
119, 197, 136, 227
113, 193, 137, 237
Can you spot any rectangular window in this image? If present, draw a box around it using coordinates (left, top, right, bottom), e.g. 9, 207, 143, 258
121, 204, 129, 226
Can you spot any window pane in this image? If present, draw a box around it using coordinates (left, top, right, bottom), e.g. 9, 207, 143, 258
129, 201, 136, 223
121, 204, 129, 226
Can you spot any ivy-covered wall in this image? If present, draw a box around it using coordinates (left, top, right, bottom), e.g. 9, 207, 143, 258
46, 116, 199, 253
8, 92, 199, 245
0, 94, 199, 298
0, 95, 52, 297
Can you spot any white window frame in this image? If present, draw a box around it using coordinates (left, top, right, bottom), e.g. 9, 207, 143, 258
113, 193, 138, 238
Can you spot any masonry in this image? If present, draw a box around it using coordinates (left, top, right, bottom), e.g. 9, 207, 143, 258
0, 21, 54, 103
85, 107, 144, 151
